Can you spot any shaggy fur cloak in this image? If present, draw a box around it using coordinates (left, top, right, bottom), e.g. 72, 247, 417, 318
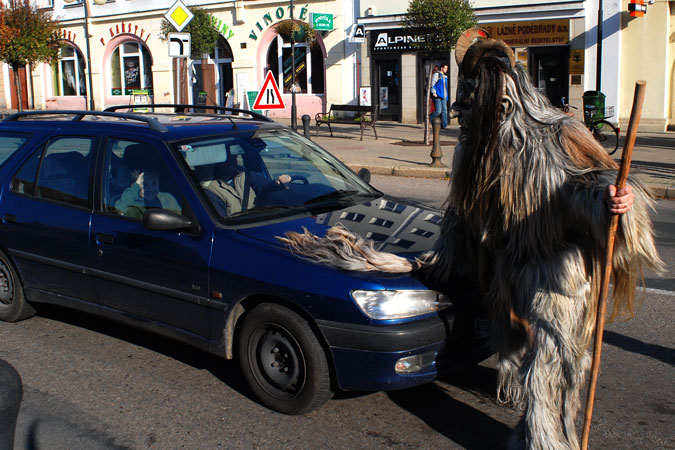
281, 37, 664, 450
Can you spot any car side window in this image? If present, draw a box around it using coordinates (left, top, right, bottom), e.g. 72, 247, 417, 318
102, 139, 183, 219
9, 137, 94, 208
10, 148, 41, 196
35, 137, 94, 208
0, 132, 31, 168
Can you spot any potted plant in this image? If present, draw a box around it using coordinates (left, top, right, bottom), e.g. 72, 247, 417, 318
275, 20, 316, 45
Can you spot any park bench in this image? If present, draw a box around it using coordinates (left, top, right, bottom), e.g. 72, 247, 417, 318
315, 104, 378, 140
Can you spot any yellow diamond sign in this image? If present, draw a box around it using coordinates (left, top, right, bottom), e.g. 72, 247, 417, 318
165, 0, 194, 32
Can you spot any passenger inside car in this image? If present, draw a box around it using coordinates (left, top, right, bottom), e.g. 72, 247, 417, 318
115, 169, 181, 219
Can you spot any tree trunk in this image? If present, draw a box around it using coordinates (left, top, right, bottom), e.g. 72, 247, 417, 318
423, 63, 434, 145
13, 66, 22, 113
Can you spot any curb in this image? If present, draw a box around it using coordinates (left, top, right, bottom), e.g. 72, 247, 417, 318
349, 164, 452, 179
348, 164, 675, 200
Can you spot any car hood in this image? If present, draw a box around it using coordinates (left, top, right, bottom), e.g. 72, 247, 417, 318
237, 195, 443, 257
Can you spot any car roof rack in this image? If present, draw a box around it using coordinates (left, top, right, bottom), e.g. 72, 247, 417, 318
103, 104, 275, 123
3, 110, 168, 132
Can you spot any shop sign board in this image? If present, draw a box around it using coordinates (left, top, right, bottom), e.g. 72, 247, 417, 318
482, 19, 569, 47
351, 25, 365, 43
359, 86, 371, 106
569, 49, 584, 74
370, 29, 425, 53
131, 89, 149, 112
379, 87, 389, 110
165, 0, 194, 33
246, 91, 262, 115
310, 13, 334, 31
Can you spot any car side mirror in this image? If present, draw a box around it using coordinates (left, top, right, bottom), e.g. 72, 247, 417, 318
143, 209, 195, 233
357, 168, 371, 184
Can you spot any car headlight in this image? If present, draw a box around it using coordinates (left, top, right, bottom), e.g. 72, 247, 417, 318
351, 290, 452, 320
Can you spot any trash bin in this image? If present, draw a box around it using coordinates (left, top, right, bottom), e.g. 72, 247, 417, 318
582, 90, 606, 126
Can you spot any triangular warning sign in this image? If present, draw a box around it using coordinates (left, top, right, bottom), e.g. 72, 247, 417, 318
253, 71, 286, 110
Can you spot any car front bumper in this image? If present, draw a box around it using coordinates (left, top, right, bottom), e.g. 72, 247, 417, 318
316, 310, 493, 392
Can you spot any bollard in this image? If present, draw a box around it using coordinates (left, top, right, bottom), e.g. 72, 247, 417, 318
0, 359, 22, 450
301, 114, 311, 140
429, 116, 446, 167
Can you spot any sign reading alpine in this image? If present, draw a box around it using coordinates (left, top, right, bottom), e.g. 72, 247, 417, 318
370, 29, 425, 53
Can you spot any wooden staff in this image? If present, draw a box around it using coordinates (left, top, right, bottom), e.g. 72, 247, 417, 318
581, 80, 647, 450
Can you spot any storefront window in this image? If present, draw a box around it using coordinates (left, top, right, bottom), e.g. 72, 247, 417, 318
51, 45, 86, 97
110, 41, 153, 96
266, 36, 324, 95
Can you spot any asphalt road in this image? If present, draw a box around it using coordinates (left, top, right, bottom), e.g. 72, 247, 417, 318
0, 175, 673, 449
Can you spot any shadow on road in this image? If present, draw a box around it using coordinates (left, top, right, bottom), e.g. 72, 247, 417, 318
387, 364, 513, 449
603, 330, 675, 366
34, 304, 256, 402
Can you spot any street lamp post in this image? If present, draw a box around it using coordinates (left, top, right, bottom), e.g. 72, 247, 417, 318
64, 0, 106, 110
596, 0, 603, 91
290, 0, 297, 130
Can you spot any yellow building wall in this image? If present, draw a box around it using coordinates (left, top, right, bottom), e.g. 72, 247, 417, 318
620, 0, 673, 132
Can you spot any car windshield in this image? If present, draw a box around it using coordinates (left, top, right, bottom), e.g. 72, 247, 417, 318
174, 128, 381, 223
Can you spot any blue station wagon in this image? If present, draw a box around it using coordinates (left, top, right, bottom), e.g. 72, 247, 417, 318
0, 106, 491, 414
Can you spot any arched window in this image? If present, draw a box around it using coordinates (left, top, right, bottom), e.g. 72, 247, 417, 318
265, 35, 324, 95
52, 45, 86, 96
110, 41, 153, 96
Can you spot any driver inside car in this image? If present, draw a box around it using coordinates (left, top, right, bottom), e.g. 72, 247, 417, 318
205, 156, 291, 216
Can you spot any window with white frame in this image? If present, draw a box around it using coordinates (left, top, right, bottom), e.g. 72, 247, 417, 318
34, 0, 53, 8
266, 36, 324, 94
51, 45, 86, 96
110, 41, 153, 95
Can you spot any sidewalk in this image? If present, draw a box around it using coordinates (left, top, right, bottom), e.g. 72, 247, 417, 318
277, 118, 675, 200
2, 110, 672, 199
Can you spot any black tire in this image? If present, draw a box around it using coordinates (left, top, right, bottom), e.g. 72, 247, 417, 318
0, 249, 35, 322
237, 303, 332, 415
592, 120, 620, 156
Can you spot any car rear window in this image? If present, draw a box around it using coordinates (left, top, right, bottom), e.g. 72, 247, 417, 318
0, 132, 31, 167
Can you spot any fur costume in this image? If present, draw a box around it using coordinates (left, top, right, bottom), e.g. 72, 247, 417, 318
280, 35, 664, 449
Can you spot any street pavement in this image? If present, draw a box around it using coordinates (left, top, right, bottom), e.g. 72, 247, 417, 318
278, 118, 675, 200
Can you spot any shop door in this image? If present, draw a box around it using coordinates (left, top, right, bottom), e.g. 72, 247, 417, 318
530, 47, 568, 108
219, 62, 233, 106
375, 59, 400, 121
9, 66, 28, 110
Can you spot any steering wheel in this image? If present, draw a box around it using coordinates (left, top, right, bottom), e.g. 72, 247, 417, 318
290, 175, 309, 185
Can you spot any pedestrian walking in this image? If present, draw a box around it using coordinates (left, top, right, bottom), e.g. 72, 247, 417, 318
429, 63, 449, 128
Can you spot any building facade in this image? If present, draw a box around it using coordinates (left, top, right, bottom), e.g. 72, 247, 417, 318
5, 1, 674, 132
355, 0, 673, 132
16, 0, 358, 119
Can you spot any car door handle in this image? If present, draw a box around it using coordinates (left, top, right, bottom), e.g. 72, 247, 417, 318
3, 214, 16, 223
96, 233, 114, 245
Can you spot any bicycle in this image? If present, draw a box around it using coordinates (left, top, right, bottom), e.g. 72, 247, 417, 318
561, 97, 620, 156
